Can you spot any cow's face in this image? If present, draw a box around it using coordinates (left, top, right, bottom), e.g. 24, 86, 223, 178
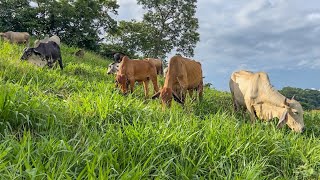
107, 62, 119, 74
286, 99, 305, 133
20, 48, 34, 60
160, 88, 173, 108
116, 74, 128, 94
277, 98, 305, 133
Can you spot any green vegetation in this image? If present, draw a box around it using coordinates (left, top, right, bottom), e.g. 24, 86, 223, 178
1, 0, 199, 59
1, 42, 320, 179
280, 87, 320, 110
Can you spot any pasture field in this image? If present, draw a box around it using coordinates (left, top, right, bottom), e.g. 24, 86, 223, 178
0, 42, 320, 179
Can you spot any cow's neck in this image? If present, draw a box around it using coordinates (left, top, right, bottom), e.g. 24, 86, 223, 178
260, 82, 286, 108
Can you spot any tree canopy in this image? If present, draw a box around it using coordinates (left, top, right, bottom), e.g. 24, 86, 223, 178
0, 0, 119, 51
105, 0, 199, 60
0, 0, 199, 59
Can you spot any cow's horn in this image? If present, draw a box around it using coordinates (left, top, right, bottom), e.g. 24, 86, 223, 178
291, 95, 295, 100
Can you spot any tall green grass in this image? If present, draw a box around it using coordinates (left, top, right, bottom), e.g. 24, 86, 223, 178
0, 41, 320, 179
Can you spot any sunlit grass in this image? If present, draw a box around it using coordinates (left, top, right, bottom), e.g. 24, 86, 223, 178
0, 41, 320, 179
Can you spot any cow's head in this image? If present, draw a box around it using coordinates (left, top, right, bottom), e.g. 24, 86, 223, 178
277, 97, 305, 133
107, 62, 119, 74
20, 48, 35, 60
116, 74, 128, 94
152, 87, 183, 108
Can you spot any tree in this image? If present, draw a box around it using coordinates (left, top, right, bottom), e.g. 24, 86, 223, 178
280, 87, 320, 110
105, 20, 155, 58
137, 0, 199, 58
0, 0, 119, 51
33, 0, 119, 50
106, 0, 199, 59
0, 0, 38, 32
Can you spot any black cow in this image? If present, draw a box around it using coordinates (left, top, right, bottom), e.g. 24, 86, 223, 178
21, 41, 63, 70
113, 52, 126, 63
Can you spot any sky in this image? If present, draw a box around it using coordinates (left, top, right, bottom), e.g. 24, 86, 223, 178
113, 0, 320, 91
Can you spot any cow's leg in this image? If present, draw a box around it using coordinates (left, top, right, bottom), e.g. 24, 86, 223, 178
198, 83, 203, 102
143, 80, 149, 98
245, 99, 256, 123
46, 57, 53, 68
180, 89, 187, 104
188, 89, 193, 100
129, 79, 135, 93
58, 56, 63, 70
151, 76, 159, 93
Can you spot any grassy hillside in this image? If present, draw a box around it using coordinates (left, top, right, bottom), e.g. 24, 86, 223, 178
0, 41, 320, 179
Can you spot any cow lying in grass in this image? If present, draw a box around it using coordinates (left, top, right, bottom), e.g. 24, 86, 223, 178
152, 55, 203, 108
116, 56, 159, 98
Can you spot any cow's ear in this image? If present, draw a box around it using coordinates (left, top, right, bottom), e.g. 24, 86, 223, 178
277, 109, 288, 128
172, 91, 183, 104
152, 92, 160, 99
284, 98, 290, 107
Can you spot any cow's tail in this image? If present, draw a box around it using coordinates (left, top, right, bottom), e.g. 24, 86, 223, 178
58, 54, 63, 70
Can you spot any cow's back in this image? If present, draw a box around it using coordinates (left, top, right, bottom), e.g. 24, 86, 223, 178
230, 70, 255, 107
146, 58, 162, 71
128, 60, 156, 80
182, 58, 203, 89
6, 31, 29, 43
48, 35, 61, 45
37, 41, 61, 59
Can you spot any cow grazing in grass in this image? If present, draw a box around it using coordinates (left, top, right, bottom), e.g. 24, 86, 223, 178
229, 70, 305, 133
21, 41, 63, 70
145, 58, 164, 76
0, 31, 30, 45
152, 55, 203, 108
116, 56, 159, 97
34, 35, 61, 48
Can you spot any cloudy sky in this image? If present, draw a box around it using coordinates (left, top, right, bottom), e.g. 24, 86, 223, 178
113, 0, 320, 91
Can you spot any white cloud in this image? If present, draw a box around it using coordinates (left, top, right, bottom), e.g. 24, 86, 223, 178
307, 13, 320, 21
235, 0, 271, 26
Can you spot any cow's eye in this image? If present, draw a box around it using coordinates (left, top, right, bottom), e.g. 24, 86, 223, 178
293, 111, 299, 115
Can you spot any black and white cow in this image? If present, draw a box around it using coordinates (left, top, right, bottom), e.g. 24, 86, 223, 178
107, 62, 119, 74
21, 41, 63, 70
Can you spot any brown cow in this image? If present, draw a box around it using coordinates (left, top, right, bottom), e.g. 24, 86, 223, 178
145, 58, 163, 75
152, 55, 203, 108
229, 70, 305, 133
116, 56, 159, 98
0, 31, 30, 45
